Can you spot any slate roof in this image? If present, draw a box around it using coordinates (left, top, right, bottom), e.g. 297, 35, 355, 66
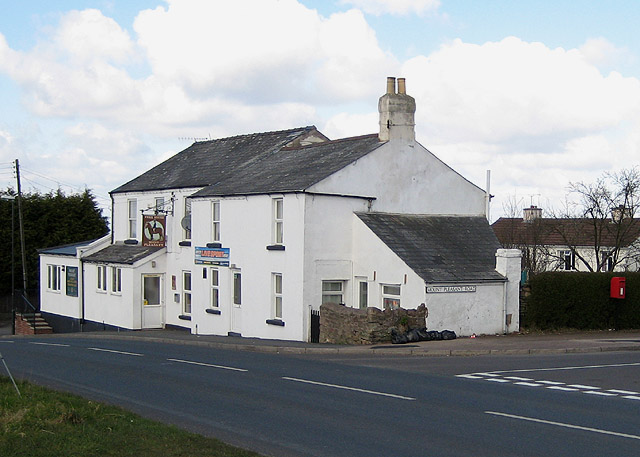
83, 244, 164, 265
38, 240, 97, 256
357, 213, 505, 283
111, 126, 382, 197
193, 133, 382, 197
492, 217, 640, 248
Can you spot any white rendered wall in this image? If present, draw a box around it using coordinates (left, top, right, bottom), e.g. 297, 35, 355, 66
308, 139, 486, 216
39, 255, 83, 319
302, 194, 371, 315
351, 216, 427, 313
190, 194, 306, 341
424, 282, 506, 336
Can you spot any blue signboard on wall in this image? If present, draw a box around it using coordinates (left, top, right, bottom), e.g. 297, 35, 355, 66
195, 247, 230, 266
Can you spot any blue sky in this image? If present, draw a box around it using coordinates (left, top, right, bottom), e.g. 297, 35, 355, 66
1, 0, 639, 219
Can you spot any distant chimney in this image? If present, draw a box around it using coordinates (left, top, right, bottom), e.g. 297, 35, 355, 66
612, 205, 632, 222
378, 76, 416, 142
523, 205, 542, 222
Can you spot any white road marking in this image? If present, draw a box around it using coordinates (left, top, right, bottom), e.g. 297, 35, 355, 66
547, 386, 579, 392
504, 376, 533, 381
568, 384, 600, 390
29, 342, 70, 347
538, 380, 564, 385
489, 362, 640, 375
0, 340, 14, 343
583, 391, 617, 397
167, 358, 248, 372
282, 376, 416, 401
515, 382, 543, 387
88, 347, 143, 357
455, 374, 483, 379
608, 389, 639, 395
623, 396, 640, 401
486, 411, 640, 441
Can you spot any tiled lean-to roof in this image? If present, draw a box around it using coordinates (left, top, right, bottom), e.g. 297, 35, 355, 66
357, 213, 505, 283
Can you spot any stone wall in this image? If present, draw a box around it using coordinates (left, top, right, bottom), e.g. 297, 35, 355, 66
319, 303, 428, 345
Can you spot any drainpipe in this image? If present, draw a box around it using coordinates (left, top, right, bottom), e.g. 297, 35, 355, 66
502, 281, 507, 334
80, 258, 85, 332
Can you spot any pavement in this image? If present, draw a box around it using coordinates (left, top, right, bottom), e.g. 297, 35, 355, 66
3, 321, 640, 356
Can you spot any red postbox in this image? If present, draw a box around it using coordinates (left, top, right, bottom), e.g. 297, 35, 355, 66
610, 277, 626, 299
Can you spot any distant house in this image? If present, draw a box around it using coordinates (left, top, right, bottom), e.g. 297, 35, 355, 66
40, 77, 521, 340
492, 205, 640, 274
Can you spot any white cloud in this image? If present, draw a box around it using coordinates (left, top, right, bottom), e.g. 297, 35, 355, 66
339, 0, 440, 16
579, 37, 633, 71
404, 37, 640, 145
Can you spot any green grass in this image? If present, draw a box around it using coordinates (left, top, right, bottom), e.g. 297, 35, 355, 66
0, 377, 264, 457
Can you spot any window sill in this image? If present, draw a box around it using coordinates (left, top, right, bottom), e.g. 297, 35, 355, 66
266, 319, 285, 327
179, 241, 192, 247
178, 314, 192, 321
266, 244, 285, 251
207, 242, 222, 248
124, 239, 138, 245
206, 308, 221, 315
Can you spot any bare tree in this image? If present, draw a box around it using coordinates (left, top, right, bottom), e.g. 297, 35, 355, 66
553, 168, 640, 272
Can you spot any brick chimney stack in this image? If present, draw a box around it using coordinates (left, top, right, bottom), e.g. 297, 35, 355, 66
378, 76, 416, 142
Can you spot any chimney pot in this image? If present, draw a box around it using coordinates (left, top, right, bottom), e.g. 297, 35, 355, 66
386, 76, 396, 94
397, 78, 406, 94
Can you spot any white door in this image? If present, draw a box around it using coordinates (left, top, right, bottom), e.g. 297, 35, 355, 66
142, 274, 164, 329
230, 269, 242, 335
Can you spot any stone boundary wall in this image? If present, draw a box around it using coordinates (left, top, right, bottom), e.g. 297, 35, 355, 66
319, 302, 428, 345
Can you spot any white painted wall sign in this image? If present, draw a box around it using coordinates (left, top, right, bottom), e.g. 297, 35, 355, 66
427, 285, 477, 293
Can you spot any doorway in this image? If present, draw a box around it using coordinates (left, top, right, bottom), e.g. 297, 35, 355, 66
142, 274, 164, 328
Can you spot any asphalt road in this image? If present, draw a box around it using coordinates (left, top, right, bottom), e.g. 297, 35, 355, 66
1, 335, 640, 457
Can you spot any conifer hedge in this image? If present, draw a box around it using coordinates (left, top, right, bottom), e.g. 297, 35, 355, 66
524, 272, 640, 330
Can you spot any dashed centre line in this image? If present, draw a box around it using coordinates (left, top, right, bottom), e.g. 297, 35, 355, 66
29, 342, 70, 347
283, 376, 416, 401
87, 347, 143, 357
486, 411, 640, 441
167, 358, 248, 372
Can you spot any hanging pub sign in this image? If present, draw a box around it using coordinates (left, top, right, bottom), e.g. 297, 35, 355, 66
142, 215, 167, 247
195, 247, 230, 266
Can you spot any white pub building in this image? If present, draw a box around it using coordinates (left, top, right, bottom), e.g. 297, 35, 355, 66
39, 78, 521, 341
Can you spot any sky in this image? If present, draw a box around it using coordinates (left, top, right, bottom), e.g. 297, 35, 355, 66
1, 0, 639, 222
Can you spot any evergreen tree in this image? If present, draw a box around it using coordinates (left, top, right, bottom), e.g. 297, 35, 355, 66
0, 188, 109, 296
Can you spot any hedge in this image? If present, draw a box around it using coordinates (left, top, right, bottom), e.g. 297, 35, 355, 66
523, 272, 640, 330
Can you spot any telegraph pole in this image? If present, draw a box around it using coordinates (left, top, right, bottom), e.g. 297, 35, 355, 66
14, 159, 28, 297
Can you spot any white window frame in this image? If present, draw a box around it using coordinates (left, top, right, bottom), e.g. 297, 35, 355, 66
183, 270, 192, 314
322, 280, 344, 305
273, 197, 283, 245
601, 250, 614, 272
212, 200, 221, 242
111, 266, 122, 294
47, 264, 61, 292
273, 273, 283, 319
559, 249, 575, 271
382, 284, 401, 310
97, 265, 107, 292
210, 268, 220, 309
358, 280, 368, 309
128, 199, 137, 239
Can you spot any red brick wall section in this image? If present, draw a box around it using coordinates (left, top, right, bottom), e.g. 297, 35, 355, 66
14, 314, 53, 335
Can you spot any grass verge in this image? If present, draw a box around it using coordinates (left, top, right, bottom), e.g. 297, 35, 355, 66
0, 376, 264, 457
